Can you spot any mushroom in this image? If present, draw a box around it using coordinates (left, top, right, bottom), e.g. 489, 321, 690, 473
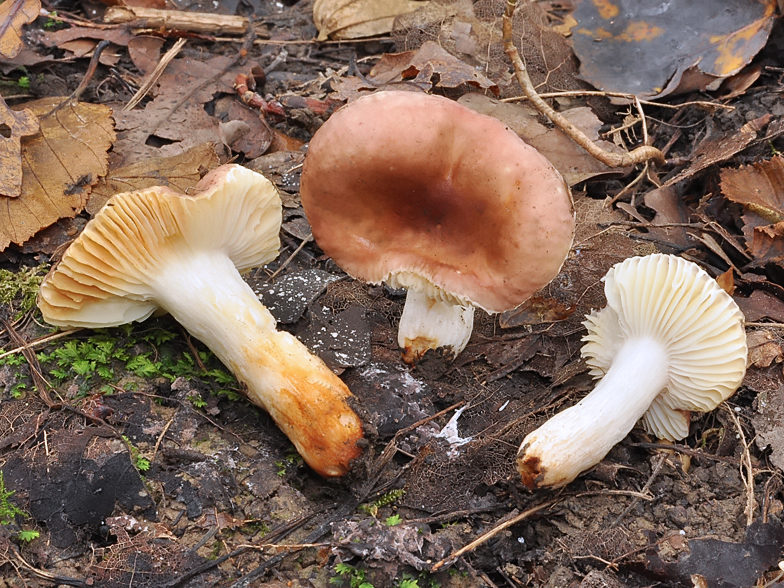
517, 254, 747, 489
37, 164, 364, 477
300, 91, 575, 363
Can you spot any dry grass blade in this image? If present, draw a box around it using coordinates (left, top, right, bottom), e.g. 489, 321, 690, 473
124, 38, 187, 111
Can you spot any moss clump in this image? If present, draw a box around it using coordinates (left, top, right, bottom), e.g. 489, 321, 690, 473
0, 264, 49, 317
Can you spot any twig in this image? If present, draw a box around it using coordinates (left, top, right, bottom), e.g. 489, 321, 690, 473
629, 442, 739, 465
151, 416, 175, 464
612, 452, 666, 526
724, 405, 756, 526
265, 234, 313, 282
430, 500, 558, 571
42, 40, 113, 118
236, 542, 329, 551
123, 38, 186, 111
1, 319, 56, 407
607, 162, 649, 206
502, 91, 734, 111
502, 2, 664, 168
0, 328, 81, 360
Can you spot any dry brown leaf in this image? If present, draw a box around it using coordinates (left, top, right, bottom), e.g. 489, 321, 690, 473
0, 96, 39, 198
747, 330, 783, 368
721, 155, 784, 220
0, 0, 41, 60
458, 93, 627, 186
736, 289, 784, 323
87, 143, 220, 215
665, 114, 783, 188
643, 186, 694, 250
721, 155, 784, 266
313, 0, 427, 41
0, 98, 114, 251
112, 55, 255, 166
716, 268, 735, 296
499, 296, 574, 328
369, 41, 498, 95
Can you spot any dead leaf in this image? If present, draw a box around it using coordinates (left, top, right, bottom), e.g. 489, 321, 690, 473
127, 35, 165, 75
0, 96, 39, 198
111, 55, 256, 165
716, 268, 735, 296
722, 155, 784, 221
369, 42, 498, 95
754, 383, 784, 473
571, 0, 778, 98
643, 186, 694, 250
224, 101, 271, 159
458, 93, 628, 185
665, 114, 781, 188
86, 143, 220, 215
0, 0, 41, 60
313, 0, 427, 41
736, 289, 784, 323
642, 520, 784, 588
0, 98, 114, 251
719, 64, 763, 100
747, 331, 783, 368
499, 296, 574, 328
40, 26, 134, 49
721, 155, 784, 266
17, 217, 86, 255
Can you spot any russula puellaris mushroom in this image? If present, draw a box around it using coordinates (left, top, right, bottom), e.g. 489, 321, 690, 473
517, 254, 747, 489
300, 91, 575, 363
37, 164, 364, 477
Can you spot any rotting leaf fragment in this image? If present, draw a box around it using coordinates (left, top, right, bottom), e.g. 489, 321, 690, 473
0, 96, 39, 198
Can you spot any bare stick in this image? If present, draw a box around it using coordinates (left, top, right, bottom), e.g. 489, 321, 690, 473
502, 91, 734, 111
430, 500, 558, 571
502, 2, 664, 168
0, 328, 81, 360
724, 404, 756, 526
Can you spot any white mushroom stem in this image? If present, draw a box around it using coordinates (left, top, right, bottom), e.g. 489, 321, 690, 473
398, 289, 475, 364
517, 337, 669, 488
149, 250, 363, 477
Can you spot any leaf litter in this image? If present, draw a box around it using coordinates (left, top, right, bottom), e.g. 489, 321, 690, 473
2, 1, 784, 588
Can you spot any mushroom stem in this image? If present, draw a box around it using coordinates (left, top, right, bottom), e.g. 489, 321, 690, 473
398, 290, 475, 364
517, 337, 669, 488
150, 251, 364, 477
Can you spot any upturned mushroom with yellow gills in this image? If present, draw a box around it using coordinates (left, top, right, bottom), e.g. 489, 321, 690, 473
517, 254, 747, 489
37, 164, 364, 477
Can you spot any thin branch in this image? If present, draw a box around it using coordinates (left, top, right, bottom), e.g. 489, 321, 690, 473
502, 2, 664, 168
430, 500, 558, 571
502, 91, 734, 111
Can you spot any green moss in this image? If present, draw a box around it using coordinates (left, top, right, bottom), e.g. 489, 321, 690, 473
0, 264, 49, 317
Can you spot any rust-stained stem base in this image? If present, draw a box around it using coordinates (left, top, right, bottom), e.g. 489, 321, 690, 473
151, 251, 364, 477
502, 3, 664, 168
398, 289, 475, 364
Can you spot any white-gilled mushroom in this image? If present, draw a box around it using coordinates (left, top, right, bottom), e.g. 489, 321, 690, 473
300, 91, 574, 364
37, 164, 364, 477
517, 254, 747, 489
